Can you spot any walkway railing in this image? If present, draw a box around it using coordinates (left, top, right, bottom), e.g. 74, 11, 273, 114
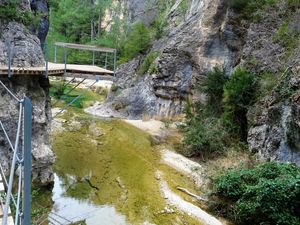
0, 80, 32, 225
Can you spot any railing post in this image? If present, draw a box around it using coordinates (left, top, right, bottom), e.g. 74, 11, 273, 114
44, 44, 49, 78
64, 47, 68, 75
7, 41, 12, 78
23, 97, 32, 225
92, 51, 95, 66
105, 52, 108, 69
54, 45, 57, 63
113, 49, 117, 77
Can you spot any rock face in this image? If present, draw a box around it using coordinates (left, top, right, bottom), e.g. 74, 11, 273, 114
0, 22, 44, 67
0, 77, 55, 186
103, 0, 300, 165
102, 0, 241, 119
124, 0, 157, 26
245, 2, 300, 166
30, 0, 50, 47
248, 55, 300, 166
0, 1, 54, 186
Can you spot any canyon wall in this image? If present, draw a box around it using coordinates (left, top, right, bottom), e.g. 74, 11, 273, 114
0, 0, 54, 186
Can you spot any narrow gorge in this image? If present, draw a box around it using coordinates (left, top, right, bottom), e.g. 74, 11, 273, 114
0, 0, 299, 225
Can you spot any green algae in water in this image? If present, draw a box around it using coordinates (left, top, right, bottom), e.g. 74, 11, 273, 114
52, 113, 203, 225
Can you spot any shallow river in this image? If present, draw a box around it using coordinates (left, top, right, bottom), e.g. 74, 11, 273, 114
48, 111, 202, 225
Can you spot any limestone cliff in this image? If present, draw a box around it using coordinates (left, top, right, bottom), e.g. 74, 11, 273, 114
245, 1, 300, 165
101, 0, 300, 165
99, 0, 241, 119
0, 0, 54, 186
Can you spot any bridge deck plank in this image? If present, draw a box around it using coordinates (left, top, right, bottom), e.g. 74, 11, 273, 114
0, 62, 114, 76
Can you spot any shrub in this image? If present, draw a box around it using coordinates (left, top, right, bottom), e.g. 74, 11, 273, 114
152, 14, 168, 39
180, 103, 229, 158
110, 84, 119, 92
201, 66, 227, 115
120, 22, 151, 62
230, 0, 249, 11
258, 72, 278, 98
274, 21, 300, 57
178, 0, 189, 15
137, 51, 160, 75
223, 68, 257, 140
212, 162, 300, 225
0, 0, 34, 26
229, 0, 276, 19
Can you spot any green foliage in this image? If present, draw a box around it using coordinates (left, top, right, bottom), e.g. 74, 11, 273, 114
258, 72, 278, 98
0, 0, 34, 26
138, 51, 160, 75
120, 22, 152, 63
152, 16, 168, 39
111, 84, 119, 92
179, 101, 229, 158
177, 0, 189, 15
180, 66, 254, 158
276, 67, 295, 101
230, 0, 276, 12
212, 162, 300, 225
274, 21, 300, 57
47, 0, 114, 63
150, 0, 176, 39
229, 0, 276, 19
201, 66, 227, 115
223, 68, 257, 140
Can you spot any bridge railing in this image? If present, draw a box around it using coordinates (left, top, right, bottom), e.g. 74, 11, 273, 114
53, 42, 117, 76
0, 80, 32, 225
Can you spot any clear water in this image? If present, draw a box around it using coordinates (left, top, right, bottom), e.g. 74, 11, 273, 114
50, 174, 129, 225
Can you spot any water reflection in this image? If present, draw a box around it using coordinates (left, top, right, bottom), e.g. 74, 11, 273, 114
50, 174, 129, 225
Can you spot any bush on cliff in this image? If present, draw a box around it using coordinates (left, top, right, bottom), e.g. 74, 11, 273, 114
180, 103, 229, 158
212, 162, 300, 225
223, 68, 257, 140
180, 66, 256, 157
120, 22, 151, 63
0, 0, 33, 25
179, 67, 230, 158
201, 66, 228, 116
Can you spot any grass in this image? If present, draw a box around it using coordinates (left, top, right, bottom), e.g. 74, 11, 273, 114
274, 21, 300, 59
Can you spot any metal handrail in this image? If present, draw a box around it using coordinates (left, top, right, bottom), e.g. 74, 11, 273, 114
0, 80, 32, 225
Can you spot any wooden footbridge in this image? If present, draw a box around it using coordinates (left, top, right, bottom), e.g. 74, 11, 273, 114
0, 42, 116, 78
0, 62, 114, 77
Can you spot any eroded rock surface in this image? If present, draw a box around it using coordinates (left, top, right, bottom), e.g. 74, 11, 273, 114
101, 0, 241, 119
0, 1, 54, 186
248, 55, 300, 166
246, 2, 300, 166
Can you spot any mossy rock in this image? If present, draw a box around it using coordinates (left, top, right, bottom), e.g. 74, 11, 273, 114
112, 101, 124, 111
